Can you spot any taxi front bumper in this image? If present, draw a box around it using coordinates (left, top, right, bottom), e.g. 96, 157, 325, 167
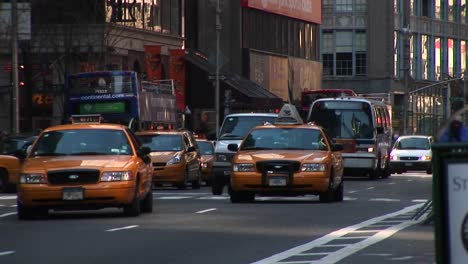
17, 183, 136, 208
152, 163, 185, 184
230, 172, 330, 194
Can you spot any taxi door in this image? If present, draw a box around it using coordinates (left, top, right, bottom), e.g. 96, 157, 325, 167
126, 129, 153, 195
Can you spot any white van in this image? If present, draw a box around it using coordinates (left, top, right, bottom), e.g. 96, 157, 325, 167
212, 113, 278, 195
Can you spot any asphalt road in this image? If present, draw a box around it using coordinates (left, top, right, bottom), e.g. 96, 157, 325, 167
0, 172, 434, 264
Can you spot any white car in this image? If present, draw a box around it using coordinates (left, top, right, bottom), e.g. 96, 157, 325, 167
390, 135, 433, 174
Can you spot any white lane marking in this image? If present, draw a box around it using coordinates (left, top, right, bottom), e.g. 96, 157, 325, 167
0, 212, 17, 218
388, 182, 396, 185
153, 192, 209, 195
389, 256, 414, 261
347, 191, 357, 194
198, 196, 229, 200
317, 244, 351, 248
106, 225, 139, 232
335, 236, 371, 240
0, 196, 16, 200
412, 199, 428, 203
363, 253, 393, 257
196, 208, 217, 214
250, 204, 424, 264
0, 251, 15, 256
344, 197, 357, 201
156, 196, 193, 200
407, 179, 414, 182
9, 205, 17, 208
369, 198, 400, 202
349, 230, 380, 233
367, 187, 375, 190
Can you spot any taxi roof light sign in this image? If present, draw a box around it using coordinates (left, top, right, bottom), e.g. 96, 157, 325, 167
274, 104, 303, 125
71, 114, 103, 124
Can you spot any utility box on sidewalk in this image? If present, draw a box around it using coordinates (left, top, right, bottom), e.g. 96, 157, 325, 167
433, 143, 468, 263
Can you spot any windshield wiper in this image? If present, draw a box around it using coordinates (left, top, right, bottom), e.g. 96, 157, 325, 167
220, 133, 242, 139
70, 152, 111, 155
32, 153, 68, 157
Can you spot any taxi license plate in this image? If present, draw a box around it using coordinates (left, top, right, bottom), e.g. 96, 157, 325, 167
62, 187, 84, 201
405, 163, 413, 166
268, 176, 287, 187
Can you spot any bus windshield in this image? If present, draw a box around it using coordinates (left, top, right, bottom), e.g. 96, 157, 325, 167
309, 101, 374, 139
69, 74, 134, 95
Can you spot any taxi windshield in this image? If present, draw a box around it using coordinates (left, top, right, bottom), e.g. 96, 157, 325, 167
241, 128, 329, 151
219, 116, 277, 140
197, 141, 214, 155
138, 134, 183, 152
31, 129, 133, 156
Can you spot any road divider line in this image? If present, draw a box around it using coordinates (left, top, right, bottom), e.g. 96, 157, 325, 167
366, 187, 375, 190
0, 251, 15, 256
106, 225, 139, 232
196, 208, 217, 214
0, 212, 17, 218
0, 196, 16, 200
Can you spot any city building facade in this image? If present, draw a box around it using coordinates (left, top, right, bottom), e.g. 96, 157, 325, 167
322, 0, 468, 136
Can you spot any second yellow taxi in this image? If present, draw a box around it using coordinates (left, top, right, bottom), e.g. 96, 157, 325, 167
227, 104, 344, 203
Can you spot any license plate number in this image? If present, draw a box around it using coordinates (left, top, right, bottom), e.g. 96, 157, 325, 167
62, 188, 84, 200
268, 176, 287, 186
405, 163, 413, 166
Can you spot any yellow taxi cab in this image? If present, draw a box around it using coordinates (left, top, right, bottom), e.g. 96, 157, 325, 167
196, 139, 215, 185
0, 155, 21, 193
136, 129, 202, 189
17, 115, 154, 219
227, 104, 345, 203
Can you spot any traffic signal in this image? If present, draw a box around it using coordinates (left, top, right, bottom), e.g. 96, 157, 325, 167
19, 64, 25, 87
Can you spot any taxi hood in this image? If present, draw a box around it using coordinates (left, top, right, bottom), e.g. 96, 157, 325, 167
149, 151, 181, 162
235, 150, 329, 163
23, 155, 136, 172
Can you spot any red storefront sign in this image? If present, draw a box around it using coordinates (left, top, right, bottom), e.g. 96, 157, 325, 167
242, 0, 322, 24
144, 45, 162, 81
169, 49, 186, 112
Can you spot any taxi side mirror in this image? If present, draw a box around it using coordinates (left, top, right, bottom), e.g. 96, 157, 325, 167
139, 146, 151, 156
13, 149, 27, 160
227, 144, 238, 152
26, 145, 33, 156
332, 144, 344, 152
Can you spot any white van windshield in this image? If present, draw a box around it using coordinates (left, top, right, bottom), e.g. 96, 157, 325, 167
219, 116, 277, 140
309, 101, 374, 139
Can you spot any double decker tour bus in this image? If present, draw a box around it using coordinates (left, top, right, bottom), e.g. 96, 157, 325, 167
66, 71, 177, 130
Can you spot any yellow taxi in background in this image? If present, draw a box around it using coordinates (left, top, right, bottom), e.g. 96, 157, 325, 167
0, 155, 21, 193
228, 104, 344, 203
196, 139, 215, 185
136, 130, 202, 189
17, 115, 154, 219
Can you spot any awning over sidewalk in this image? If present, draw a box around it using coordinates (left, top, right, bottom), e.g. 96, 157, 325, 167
185, 51, 282, 102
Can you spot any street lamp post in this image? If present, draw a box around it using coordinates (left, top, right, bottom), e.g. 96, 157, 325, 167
11, 0, 20, 134
215, 0, 221, 140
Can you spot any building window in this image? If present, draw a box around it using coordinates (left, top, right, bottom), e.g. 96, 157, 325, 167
394, 31, 399, 78
355, 31, 367, 75
355, 0, 367, 12
448, 38, 454, 76
422, 0, 429, 17
336, 0, 353, 12
435, 37, 442, 79
435, 0, 442, 19
322, 32, 333, 75
462, 40, 467, 74
449, 0, 455, 21
323, 0, 333, 13
421, 35, 430, 79
462, 0, 467, 23
336, 31, 353, 76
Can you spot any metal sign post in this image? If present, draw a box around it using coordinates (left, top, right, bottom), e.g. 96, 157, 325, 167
433, 143, 468, 263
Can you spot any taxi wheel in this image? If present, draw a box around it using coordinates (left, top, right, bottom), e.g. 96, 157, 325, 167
140, 190, 153, 213
0, 170, 7, 193
211, 181, 223, 195
17, 203, 48, 220
192, 170, 202, 189
123, 188, 141, 217
334, 181, 344, 202
176, 170, 189, 190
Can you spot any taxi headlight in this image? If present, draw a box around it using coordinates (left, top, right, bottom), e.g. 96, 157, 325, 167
390, 154, 398, 161
19, 173, 46, 184
167, 155, 182, 165
420, 155, 431, 161
101, 171, 134, 181
301, 163, 326, 172
233, 163, 255, 172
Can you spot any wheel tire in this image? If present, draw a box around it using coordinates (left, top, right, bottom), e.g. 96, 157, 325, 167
319, 189, 335, 203
335, 181, 344, 202
0, 169, 9, 193
176, 170, 189, 190
140, 190, 153, 213
17, 202, 48, 220
123, 188, 141, 217
426, 168, 433, 174
191, 170, 201, 189
211, 180, 224, 195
